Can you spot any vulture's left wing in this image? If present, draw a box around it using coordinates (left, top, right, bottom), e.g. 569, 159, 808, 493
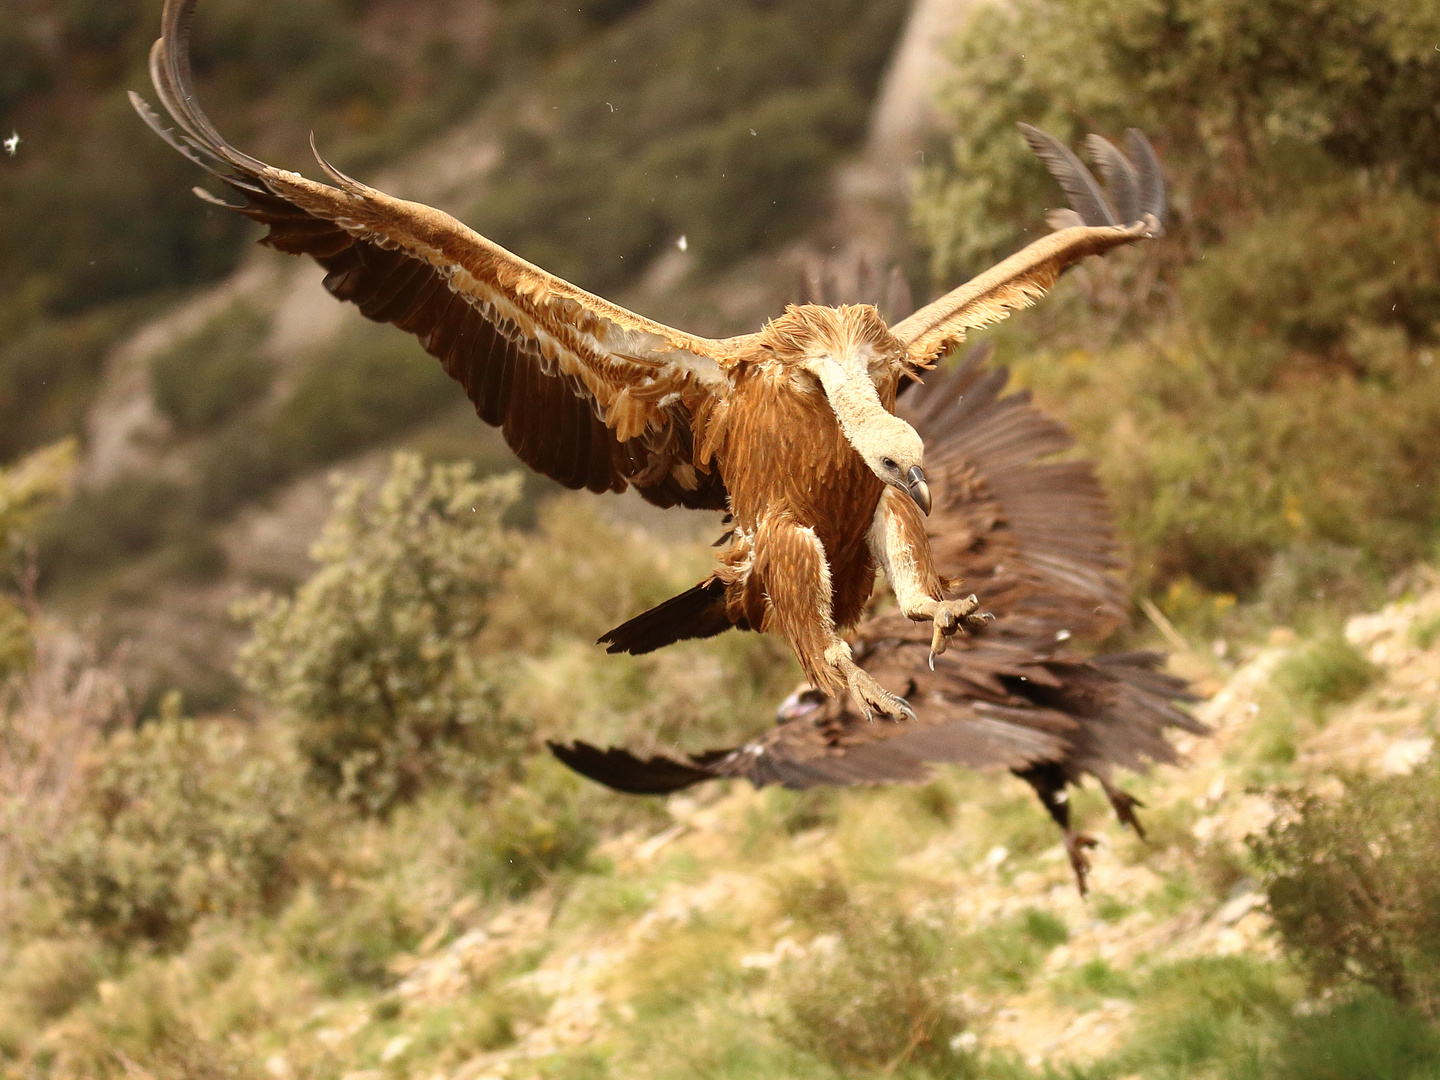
132, 0, 732, 510
891, 125, 1166, 367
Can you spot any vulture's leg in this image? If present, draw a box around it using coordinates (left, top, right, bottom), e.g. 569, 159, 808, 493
1015, 763, 1097, 895
755, 514, 915, 722
868, 488, 991, 665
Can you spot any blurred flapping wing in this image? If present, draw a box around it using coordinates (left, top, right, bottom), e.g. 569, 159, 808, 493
132, 0, 732, 509
899, 343, 1128, 639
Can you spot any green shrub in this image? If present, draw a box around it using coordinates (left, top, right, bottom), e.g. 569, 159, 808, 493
0, 596, 30, 682
0, 20, 54, 114
918, 0, 1440, 282
38, 473, 219, 588
39, 717, 305, 951
472, 0, 908, 288
1100, 957, 1293, 1080
1251, 762, 1440, 1017
774, 908, 970, 1075
1410, 612, 1440, 652
0, 440, 75, 677
149, 302, 272, 434
60, 0, 142, 50
236, 453, 526, 816
471, 756, 602, 899
1184, 190, 1440, 364
1019, 907, 1069, 949
0, 936, 106, 1026
914, 0, 1440, 602
0, 303, 135, 463
1273, 632, 1378, 718
1271, 993, 1440, 1080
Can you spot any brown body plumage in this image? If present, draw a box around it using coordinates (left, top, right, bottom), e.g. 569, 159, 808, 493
133, 0, 1165, 721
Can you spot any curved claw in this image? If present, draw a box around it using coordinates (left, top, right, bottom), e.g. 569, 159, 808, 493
930, 620, 949, 666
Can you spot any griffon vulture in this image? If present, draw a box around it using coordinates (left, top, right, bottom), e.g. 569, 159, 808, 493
133, 0, 1165, 722
553, 346, 1205, 893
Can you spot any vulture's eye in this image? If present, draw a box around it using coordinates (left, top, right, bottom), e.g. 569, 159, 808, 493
882, 457, 897, 471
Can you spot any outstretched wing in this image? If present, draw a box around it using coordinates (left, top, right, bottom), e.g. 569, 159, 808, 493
549, 642, 1201, 891
132, 0, 732, 509
891, 124, 1166, 367
550, 646, 1199, 794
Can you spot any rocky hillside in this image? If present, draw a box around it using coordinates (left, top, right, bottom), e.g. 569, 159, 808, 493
4, 469, 1438, 1077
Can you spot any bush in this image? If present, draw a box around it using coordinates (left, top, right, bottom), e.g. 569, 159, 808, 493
0, 440, 78, 554
0, 441, 77, 679
0, 303, 139, 463
39, 716, 305, 951
1273, 632, 1379, 719
1251, 761, 1440, 1017
149, 302, 272, 434
918, 0, 1440, 282
1272, 994, 1440, 1080
774, 908, 970, 1075
38, 473, 212, 587
471, 755, 606, 898
236, 453, 527, 816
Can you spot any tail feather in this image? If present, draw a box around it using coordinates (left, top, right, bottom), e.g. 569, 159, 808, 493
598, 578, 736, 656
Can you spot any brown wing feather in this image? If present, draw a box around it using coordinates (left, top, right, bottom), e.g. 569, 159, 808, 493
132, 0, 731, 510
900, 345, 1128, 638
891, 126, 1165, 367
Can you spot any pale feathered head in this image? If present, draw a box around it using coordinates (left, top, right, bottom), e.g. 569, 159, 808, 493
843, 407, 930, 514
762, 304, 933, 514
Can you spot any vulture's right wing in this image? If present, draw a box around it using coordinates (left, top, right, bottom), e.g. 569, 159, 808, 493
132, 0, 733, 510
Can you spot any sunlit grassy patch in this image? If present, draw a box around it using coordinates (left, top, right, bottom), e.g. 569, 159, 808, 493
1272, 632, 1379, 721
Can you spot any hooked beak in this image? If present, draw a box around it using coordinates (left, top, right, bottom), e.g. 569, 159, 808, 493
906, 466, 932, 516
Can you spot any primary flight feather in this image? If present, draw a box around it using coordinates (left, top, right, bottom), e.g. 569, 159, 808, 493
133, 0, 1164, 722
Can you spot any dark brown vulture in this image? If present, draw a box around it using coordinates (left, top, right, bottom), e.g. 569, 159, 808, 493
552, 344, 1205, 893
134, 0, 1165, 724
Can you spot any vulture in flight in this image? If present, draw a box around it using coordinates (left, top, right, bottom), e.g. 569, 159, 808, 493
554, 343, 1206, 892
133, 0, 1166, 725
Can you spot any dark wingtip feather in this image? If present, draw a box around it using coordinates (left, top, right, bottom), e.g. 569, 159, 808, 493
547, 741, 714, 795
1124, 128, 1167, 228
1084, 134, 1141, 225
598, 578, 731, 656
1019, 123, 1118, 228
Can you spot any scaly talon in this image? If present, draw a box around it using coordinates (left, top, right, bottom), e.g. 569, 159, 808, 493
925, 595, 987, 667
846, 666, 915, 722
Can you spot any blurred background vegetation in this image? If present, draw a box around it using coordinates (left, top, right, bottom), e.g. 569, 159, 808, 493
4, 0, 1440, 1076
914, 0, 1440, 626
